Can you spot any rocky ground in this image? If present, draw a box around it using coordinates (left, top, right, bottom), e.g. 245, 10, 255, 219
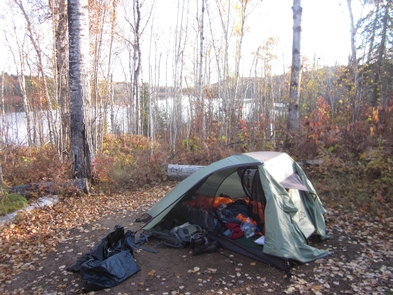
0, 183, 392, 295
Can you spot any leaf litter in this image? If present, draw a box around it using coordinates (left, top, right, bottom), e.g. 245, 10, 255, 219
0, 183, 391, 294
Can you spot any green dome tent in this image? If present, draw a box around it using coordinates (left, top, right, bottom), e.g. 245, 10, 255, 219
138, 151, 331, 272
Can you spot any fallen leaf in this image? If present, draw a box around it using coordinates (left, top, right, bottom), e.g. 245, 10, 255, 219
148, 269, 156, 276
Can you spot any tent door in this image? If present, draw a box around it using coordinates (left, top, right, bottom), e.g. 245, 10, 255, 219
288, 189, 315, 238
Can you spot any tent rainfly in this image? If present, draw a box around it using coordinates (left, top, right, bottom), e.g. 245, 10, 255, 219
137, 151, 332, 273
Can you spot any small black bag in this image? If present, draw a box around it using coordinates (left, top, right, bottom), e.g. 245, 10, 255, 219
67, 225, 140, 292
190, 229, 220, 256
189, 229, 209, 249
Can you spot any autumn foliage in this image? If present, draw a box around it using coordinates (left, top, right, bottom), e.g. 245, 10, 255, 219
0, 98, 392, 217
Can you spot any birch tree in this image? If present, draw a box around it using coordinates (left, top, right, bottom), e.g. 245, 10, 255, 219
105, 0, 117, 148
5, 11, 34, 146
68, 0, 94, 180
287, 0, 302, 132
347, 0, 361, 124
233, 0, 254, 89
197, 0, 205, 140
146, 8, 161, 156
52, 0, 69, 157
14, 0, 57, 146
214, 0, 231, 143
250, 37, 279, 144
89, 0, 119, 152
132, 0, 142, 136
170, 0, 189, 152
90, 0, 106, 153
120, 0, 152, 139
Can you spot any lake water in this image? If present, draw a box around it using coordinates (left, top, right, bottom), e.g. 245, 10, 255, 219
0, 98, 286, 145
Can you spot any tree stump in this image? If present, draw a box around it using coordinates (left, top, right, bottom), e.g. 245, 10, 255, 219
11, 178, 89, 196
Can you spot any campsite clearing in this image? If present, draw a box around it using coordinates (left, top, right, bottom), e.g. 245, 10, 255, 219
0, 184, 392, 294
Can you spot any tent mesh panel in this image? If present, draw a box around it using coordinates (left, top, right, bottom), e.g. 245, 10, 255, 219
238, 167, 266, 232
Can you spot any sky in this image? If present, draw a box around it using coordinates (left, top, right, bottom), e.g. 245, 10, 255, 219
253, 0, 352, 68
0, 0, 367, 82
139, 0, 366, 82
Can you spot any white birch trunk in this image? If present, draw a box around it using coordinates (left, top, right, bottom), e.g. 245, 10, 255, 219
54, 0, 69, 158
288, 0, 302, 132
133, 0, 142, 135
68, 0, 94, 180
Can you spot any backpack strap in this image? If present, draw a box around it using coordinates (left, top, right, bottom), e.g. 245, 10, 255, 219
134, 230, 159, 253
155, 240, 185, 249
150, 228, 186, 248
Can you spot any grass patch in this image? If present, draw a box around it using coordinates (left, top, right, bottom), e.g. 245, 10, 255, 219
0, 193, 28, 216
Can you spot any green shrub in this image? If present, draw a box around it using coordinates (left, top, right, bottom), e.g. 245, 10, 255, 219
0, 193, 28, 216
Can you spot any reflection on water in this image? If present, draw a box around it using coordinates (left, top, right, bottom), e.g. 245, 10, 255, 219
0, 98, 285, 145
